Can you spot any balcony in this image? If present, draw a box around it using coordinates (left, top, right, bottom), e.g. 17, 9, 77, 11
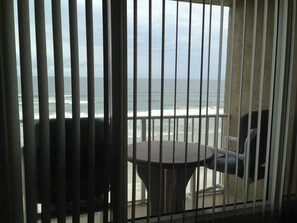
127, 113, 228, 219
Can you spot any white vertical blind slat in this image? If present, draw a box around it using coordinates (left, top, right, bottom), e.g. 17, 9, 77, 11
85, 0, 95, 222
102, 0, 111, 220
68, 0, 81, 221
262, 0, 279, 217
269, 0, 289, 217
147, 0, 152, 219
17, 0, 37, 221
212, 1, 224, 219
244, 0, 258, 211
195, 0, 205, 221
201, 1, 212, 219
252, 0, 269, 214
278, 0, 296, 214
1, 0, 24, 222
51, 0, 66, 221
132, 0, 138, 220
157, 0, 166, 220
169, 0, 179, 220
183, 0, 192, 221
35, 0, 51, 221
286, 0, 297, 206
233, 0, 248, 212
223, 0, 236, 215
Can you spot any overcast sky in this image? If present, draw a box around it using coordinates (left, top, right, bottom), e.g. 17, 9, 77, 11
15, 0, 229, 80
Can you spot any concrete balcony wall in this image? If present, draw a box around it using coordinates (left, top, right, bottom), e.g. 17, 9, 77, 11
224, 0, 275, 140
223, 0, 275, 202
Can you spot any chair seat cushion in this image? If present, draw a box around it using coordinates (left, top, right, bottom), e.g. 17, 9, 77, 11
207, 153, 244, 178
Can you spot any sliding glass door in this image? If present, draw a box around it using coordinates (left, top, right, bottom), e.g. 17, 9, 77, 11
1, 0, 297, 223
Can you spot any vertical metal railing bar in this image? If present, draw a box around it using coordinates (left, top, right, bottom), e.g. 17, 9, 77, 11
52, 0, 66, 221
244, 0, 258, 212
34, 0, 51, 221
278, 0, 296, 214
132, 0, 138, 220
17, 0, 37, 221
140, 120, 147, 202
168, 118, 171, 140
222, 0, 236, 216
270, 0, 288, 218
141, 119, 146, 204
69, 0, 81, 221
221, 118, 224, 147
153, 119, 155, 140
176, 118, 179, 141
233, 0, 247, 214
191, 118, 194, 142
170, 2, 179, 220
182, 0, 192, 221
184, 118, 187, 142
102, 0, 111, 221
212, 1, 224, 220
85, 0, 95, 222
147, 1, 152, 220
252, 0, 268, 215
262, 0, 279, 217
286, 0, 297, 207
158, 0, 166, 221
201, 2, 212, 220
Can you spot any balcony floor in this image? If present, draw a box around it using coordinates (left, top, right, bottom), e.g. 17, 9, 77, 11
43, 193, 236, 223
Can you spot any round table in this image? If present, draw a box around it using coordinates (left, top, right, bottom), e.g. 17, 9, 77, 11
128, 141, 213, 215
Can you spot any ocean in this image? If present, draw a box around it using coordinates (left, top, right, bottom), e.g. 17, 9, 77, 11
18, 76, 225, 146
18, 76, 224, 120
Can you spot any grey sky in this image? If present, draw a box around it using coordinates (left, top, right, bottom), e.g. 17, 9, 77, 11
15, 0, 229, 80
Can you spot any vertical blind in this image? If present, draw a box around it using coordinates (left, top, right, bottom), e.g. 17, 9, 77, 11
0, 0, 297, 223
127, 0, 297, 222
1, 0, 110, 222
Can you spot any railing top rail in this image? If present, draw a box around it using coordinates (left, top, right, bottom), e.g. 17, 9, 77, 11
19, 114, 227, 123
127, 114, 227, 120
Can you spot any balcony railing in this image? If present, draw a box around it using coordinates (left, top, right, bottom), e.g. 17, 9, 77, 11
127, 113, 227, 206
20, 113, 227, 209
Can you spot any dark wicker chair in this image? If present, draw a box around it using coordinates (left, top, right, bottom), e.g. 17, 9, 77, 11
35, 118, 107, 216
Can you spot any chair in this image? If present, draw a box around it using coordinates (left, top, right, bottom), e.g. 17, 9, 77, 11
205, 110, 269, 193
35, 118, 107, 216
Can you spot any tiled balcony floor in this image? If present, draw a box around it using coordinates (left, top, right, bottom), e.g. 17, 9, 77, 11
43, 193, 236, 223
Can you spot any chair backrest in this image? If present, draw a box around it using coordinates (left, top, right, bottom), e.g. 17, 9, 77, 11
238, 110, 269, 180
35, 118, 106, 214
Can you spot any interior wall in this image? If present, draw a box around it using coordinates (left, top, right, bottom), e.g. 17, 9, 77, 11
284, 6, 297, 197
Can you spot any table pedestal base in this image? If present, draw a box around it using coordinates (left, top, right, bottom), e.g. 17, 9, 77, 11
137, 165, 196, 216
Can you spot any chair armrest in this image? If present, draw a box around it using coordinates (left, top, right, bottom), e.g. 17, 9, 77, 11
243, 128, 257, 153
225, 136, 238, 143
224, 136, 238, 150
206, 145, 245, 161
